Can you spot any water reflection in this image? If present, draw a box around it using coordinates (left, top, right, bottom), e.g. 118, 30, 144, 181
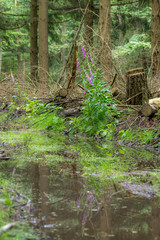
21, 162, 160, 240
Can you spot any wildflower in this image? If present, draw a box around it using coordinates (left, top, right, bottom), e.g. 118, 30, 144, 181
76, 58, 81, 72
87, 190, 95, 206
11, 74, 14, 83
12, 167, 16, 176
84, 91, 86, 94
81, 45, 86, 58
86, 74, 93, 85
82, 211, 87, 225
89, 67, 94, 79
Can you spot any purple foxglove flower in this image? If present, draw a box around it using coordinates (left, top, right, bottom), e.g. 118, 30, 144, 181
82, 211, 87, 225
76, 58, 81, 72
12, 167, 16, 176
81, 45, 86, 58
11, 74, 14, 83
89, 68, 94, 79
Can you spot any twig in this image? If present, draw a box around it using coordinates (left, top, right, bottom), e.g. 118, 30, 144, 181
124, 92, 142, 103
111, 73, 117, 87
7, 187, 31, 208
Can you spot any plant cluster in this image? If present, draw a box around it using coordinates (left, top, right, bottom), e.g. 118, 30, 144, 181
71, 46, 119, 135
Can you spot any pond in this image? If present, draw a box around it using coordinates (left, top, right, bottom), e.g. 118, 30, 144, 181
0, 131, 160, 240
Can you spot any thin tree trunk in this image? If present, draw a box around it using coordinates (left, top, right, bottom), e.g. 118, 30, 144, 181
83, 0, 93, 49
0, 46, 2, 73
30, 0, 38, 85
39, 0, 49, 94
61, 22, 66, 82
15, 0, 21, 76
151, 0, 160, 91
99, 0, 113, 84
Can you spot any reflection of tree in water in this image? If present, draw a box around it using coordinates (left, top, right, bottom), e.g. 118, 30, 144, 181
28, 162, 160, 240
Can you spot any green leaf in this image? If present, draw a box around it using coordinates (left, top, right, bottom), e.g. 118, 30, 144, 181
86, 125, 93, 132
5, 199, 12, 206
118, 149, 125, 154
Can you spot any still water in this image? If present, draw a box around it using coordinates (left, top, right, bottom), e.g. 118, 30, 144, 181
12, 162, 160, 240
0, 132, 160, 240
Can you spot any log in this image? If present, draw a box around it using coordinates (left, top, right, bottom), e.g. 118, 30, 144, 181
126, 68, 150, 105
141, 98, 160, 117
59, 88, 68, 98
64, 108, 81, 117
141, 103, 158, 117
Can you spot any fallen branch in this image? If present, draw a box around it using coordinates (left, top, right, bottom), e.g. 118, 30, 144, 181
124, 92, 142, 103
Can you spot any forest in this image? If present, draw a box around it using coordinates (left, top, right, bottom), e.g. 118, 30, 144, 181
0, 0, 160, 239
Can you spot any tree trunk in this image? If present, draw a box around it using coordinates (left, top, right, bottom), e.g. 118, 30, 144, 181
15, 0, 21, 77
83, 0, 93, 49
99, 0, 113, 84
0, 47, 2, 73
151, 0, 160, 91
126, 68, 150, 105
39, 0, 49, 94
30, 0, 38, 86
61, 22, 66, 82
67, 44, 78, 92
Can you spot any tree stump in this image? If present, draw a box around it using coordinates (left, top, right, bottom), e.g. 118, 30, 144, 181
126, 68, 150, 105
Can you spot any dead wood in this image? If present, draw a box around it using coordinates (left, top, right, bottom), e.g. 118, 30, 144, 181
126, 68, 150, 105
59, 88, 68, 98
141, 97, 160, 117
141, 103, 158, 117
64, 108, 81, 117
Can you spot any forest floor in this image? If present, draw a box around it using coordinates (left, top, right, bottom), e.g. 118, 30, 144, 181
0, 98, 159, 151
0, 98, 159, 239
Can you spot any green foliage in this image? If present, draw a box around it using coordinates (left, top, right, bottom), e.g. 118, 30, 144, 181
0, 175, 39, 240
113, 33, 151, 71
71, 49, 119, 135
23, 98, 65, 132
118, 128, 159, 145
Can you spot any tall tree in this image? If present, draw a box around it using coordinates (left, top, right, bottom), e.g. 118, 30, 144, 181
151, 0, 160, 91
99, 0, 112, 84
83, 0, 93, 49
15, 0, 21, 76
39, 0, 49, 93
30, 0, 38, 85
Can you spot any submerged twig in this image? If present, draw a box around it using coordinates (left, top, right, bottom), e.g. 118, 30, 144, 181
7, 187, 31, 208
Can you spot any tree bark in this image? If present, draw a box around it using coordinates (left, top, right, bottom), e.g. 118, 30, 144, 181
83, 0, 93, 49
126, 68, 150, 105
99, 0, 113, 84
151, 0, 160, 91
39, 0, 49, 94
0, 47, 2, 73
15, 0, 21, 77
30, 0, 38, 85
